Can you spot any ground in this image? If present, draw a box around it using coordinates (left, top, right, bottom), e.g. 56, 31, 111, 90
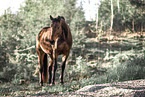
1, 79, 145, 96
75, 79, 145, 97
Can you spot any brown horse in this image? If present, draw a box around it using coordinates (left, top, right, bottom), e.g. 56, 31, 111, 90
36, 15, 72, 86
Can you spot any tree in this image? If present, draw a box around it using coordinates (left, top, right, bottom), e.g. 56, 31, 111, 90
117, 0, 120, 12
98, 0, 144, 32
110, 0, 113, 32
129, 0, 145, 36
0, 9, 23, 82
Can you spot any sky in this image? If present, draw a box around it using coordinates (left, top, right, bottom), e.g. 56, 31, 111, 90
0, 0, 100, 21
77, 0, 100, 20
0, 0, 25, 15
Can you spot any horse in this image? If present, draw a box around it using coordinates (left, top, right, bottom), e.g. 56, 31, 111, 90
36, 15, 73, 86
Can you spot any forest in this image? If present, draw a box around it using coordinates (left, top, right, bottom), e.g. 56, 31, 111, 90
0, 0, 145, 96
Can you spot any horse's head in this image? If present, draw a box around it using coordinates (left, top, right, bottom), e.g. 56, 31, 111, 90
50, 15, 64, 41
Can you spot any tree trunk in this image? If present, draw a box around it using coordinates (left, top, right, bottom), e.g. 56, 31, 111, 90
141, 22, 143, 37
132, 19, 134, 32
96, 6, 99, 30
110, 0, 113, 34
117, 0, 120, 12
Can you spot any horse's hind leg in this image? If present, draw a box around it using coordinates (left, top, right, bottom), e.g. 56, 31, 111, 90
60, 55, 68, 84
51, 49, 58, 85
37, 49, 45, 86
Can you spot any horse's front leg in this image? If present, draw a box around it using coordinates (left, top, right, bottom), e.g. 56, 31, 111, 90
60, 55, 68, 84
51, 49, 58, 85
48, 55, 53, 84
51, 38, 59, 85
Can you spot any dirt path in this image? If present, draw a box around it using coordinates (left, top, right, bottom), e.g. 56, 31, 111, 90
73, 79, 145, 97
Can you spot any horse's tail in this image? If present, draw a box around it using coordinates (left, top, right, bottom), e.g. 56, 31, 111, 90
42, 53, 48, 83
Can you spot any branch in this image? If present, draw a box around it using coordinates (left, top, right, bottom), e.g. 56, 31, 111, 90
15, 46, 35, 52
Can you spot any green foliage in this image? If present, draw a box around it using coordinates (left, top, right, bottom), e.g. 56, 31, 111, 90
1, 49, 145, 96
67, 56, 89, 80
117, 53, 145, 80
106, 49, 145, 82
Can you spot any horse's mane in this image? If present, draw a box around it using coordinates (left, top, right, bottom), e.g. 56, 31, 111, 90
60, 17, 70, 40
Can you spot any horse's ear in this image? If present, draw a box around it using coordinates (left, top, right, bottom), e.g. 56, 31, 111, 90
50, 15, 53, 21
61, 16, 65, 20
57, 16, 61, 20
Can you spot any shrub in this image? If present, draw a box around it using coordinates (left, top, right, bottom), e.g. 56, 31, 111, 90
66, 56, 89, 81
107, 51, 145, 82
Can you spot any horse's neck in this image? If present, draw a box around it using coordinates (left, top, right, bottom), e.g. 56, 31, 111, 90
58, 20, 72, 43
61, 26, 67, 40
61, 23, 72, 46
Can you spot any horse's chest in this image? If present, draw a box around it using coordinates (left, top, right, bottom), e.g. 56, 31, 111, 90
54, 41, 69, 55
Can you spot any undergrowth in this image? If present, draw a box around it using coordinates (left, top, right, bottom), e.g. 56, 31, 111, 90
1, 48, 145, 96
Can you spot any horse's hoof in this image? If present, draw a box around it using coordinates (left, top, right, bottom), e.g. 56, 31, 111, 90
50, 83, 55, 86
39, 82, 43, 86
40, 83, 43, 86
48, 82, 51, 85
